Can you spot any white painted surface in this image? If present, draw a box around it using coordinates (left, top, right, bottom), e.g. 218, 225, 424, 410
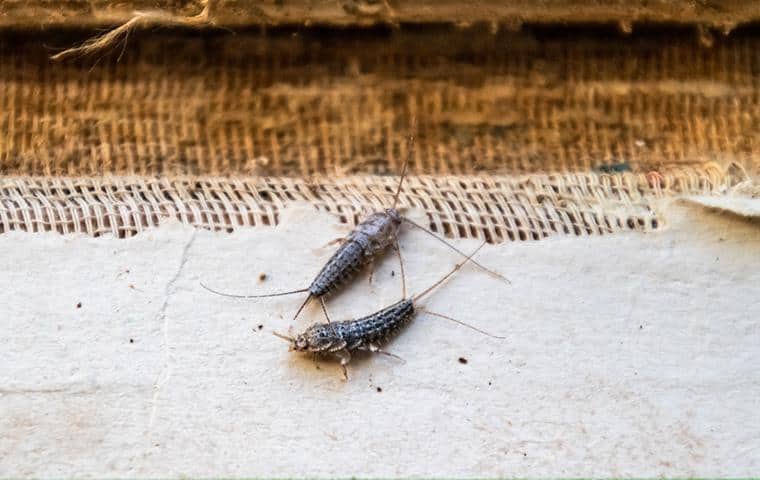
1, 202, 759, 477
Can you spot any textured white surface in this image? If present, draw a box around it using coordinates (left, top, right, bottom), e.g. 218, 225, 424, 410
1, 202, 759, 477
685, 195, 760, 218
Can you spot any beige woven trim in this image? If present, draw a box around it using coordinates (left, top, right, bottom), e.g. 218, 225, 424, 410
0, 165, 737, 242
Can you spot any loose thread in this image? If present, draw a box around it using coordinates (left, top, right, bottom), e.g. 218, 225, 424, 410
50, 1, 212, 61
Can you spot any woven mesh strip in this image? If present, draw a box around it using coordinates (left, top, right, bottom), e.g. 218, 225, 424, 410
0, 164, 736, 242
2, 30, 759, 177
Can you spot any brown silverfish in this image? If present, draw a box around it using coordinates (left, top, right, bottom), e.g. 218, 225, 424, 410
201, 135, 508, 322
273, 241, 504, 380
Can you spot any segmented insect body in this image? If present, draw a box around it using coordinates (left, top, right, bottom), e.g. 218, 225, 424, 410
201, 155, 413, 321
275, 242, 503, 379
291, 299, 414, 353
200, 208, 404, 320
201, 131, 508, 320
310, 209, 402, 297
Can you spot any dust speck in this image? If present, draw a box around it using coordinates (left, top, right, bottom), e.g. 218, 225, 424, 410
76, 302, 82, 309
458, 357, 468, 364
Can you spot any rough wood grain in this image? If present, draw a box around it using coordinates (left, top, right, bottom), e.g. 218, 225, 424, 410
1, 1, 759, 28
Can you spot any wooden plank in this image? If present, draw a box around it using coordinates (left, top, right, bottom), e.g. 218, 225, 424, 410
1, 0, 758, 29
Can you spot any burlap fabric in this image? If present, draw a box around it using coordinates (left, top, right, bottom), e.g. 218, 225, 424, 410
0, 26, 757, 240
3, 29, 759, 177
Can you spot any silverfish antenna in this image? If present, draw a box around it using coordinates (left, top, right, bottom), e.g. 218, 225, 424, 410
412, 241, 505, 340
272, 331, 295, 343
402, 217, 511, 285
420, 310, 506, 340
200, 283, 313, 321
200, 283, 309, 299
391, 159, 409, 210
412, 241, 486, 303
391, 117, 415, 209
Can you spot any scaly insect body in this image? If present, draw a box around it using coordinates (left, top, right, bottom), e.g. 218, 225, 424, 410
201, 130, 508, 321
309, 209, 402, 297
200, 208, 404, 320
293, 299, 414, 353
275, 242, 504, 379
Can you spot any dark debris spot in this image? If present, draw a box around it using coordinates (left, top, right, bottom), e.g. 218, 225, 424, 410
391, 270, 395, 277
76, 302, 82, 309
376, 387, 382, 393
258, 324, 264, 330
458, 357, 468, 364
129, 338, 134, 344
259, 273, 267, 281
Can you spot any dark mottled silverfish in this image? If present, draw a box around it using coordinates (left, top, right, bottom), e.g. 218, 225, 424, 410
273, 241, 504, 380
201, 133, 509, 322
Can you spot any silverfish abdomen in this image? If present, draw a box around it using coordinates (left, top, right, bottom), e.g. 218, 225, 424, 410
309, 212, 401, 297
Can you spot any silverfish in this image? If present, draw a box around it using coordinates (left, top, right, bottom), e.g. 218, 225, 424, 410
273, 241, 504, 380
201, 134, 509, 321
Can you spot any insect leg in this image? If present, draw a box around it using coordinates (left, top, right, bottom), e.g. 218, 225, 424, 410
334, 349, 352, 381
362, 343, 406, 364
